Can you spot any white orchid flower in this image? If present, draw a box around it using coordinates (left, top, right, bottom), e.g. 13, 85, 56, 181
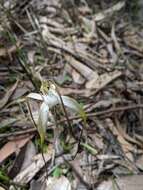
27, 81, 86, 144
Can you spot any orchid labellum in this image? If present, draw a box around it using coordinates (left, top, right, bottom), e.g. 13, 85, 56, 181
27, 81, 86, 144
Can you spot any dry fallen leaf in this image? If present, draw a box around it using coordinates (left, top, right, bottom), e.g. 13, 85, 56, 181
12, 147, 53, 184
106, 118, 135, 153
85, 70, 122, 90
8, 140, 37, 179
94, 1, 125, 21
0, 41, 21, 57
65, 55, 99, 81
30, 180, 44, 190
97, 175, 143, 190
0, 80, 19, 110
0, 135, 33, 163
20, 141, 37, 172
71, 68, 85, 85
123, 30, 143, 54
0, 187, 6, 190
58, 86, 86, 96
136, 155, 143, 170
45, 176, 71, 190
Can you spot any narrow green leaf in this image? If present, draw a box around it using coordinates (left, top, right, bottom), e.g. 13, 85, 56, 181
81, 142, 98, 155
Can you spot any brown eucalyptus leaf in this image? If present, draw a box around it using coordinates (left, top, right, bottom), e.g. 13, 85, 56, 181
13, 147, 53, 183
0, 135, 33, 163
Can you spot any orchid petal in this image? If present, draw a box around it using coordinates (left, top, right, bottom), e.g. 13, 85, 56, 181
46, 89, 82, 113
38, 102, 49, 144
27, 93, 43, 101
27, 83, 86, 145
61, 96, 81, 112
60, 96, 86, 122
43, 93, 59, 108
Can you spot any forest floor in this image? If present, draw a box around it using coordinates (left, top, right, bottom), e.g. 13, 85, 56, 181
0, 0, 143, 189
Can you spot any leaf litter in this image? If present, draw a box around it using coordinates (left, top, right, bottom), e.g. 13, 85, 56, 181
0, 0, 143, 189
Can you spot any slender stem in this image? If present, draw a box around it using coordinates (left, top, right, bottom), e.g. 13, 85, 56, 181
26, 97, 37, 128
54, 82, 77, 139
26, 97, 49, 179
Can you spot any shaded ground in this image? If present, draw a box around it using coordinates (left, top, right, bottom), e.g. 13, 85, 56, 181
0, 0, 143, 189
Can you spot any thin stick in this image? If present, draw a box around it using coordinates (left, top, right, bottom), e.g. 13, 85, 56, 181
63, 156, 92, 190
1, 104, 143, 139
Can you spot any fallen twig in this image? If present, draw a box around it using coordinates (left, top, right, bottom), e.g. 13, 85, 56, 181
1, 104, 143, 139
